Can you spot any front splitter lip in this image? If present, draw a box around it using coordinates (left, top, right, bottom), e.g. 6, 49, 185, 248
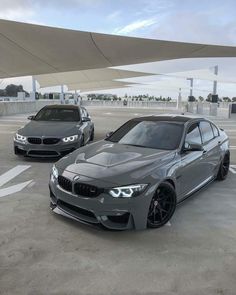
51, 204, 100, 229
14, 142, 78, 157
50, 198, 133, 230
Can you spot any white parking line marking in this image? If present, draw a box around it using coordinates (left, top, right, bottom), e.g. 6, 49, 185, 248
230, 146, 236, 150
229, 165, 236, 174
0, 131, 15, 134
0, 180, 33, 198
0, 119, 27, 122
0, 165, 31, 187
104, 112, 112, 115
0, 124, 22, 127
229, 168, 236, 174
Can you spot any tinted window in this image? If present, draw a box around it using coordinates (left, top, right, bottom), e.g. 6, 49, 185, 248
34, 108, 80, 122
185, 123, 202, 145
107, 120, 183, 150
211, 124, 219, 137
199, 121, 214, 143
81, 108, 89, 118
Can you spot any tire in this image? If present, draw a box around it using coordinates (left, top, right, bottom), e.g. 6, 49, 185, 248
80, 135, 85, 147
147, 181, 177, 228
14, 146, 18, 155
216, 152, 230, 181
90, 128, 94, 141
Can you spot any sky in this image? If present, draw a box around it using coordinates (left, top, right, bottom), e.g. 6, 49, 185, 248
0, 0, 236, 99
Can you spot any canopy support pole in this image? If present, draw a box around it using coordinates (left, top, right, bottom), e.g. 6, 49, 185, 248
60, 85, 64, 104
213, 65, 218, 95
30, 76, 36, 100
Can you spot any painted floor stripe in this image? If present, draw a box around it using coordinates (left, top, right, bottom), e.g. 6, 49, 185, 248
0, 120, 27, 123
0, 131, 15, 134
0, 165, 31, 187
229, 168, 236, 174
0, 180, 33, 198
0, 124, 22, 127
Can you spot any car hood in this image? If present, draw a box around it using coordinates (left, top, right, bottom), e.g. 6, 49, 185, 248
58, 140, 176, 186
18, 121, 81, 137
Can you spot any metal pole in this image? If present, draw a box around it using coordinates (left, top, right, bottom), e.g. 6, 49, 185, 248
187, 78, 193, 97
177, 88, 182, 109
213, 65, 218, 95
60, 85, 64, 104
31, 76, 36, 100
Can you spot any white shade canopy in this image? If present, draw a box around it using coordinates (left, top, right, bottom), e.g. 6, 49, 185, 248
35, 68, 152, 88
164, 69, 236, 84
67, 80, 136, 91
1, 19, 236, 79
80, 86, 129, 93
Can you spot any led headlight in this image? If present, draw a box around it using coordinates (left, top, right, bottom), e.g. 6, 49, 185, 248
109, 184, 148, 198
51, 165, 58, 180
15, 133, 27, 143
62, 135, 78, 143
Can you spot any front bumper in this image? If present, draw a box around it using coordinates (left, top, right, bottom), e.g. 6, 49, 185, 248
49, 175, 152, 230
14, 140, 80, 158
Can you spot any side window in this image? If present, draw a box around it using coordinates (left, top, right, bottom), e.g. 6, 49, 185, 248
81, 108, 86, 118
185, 123, 202, 145
84, 109, 89, 118
211, 123, 219, 137
199, 121, 214, 144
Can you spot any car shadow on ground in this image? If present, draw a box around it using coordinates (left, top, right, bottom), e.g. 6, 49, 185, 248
14, 155, 59, 164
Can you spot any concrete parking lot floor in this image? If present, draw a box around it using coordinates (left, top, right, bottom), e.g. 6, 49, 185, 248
0, 107, 236, 295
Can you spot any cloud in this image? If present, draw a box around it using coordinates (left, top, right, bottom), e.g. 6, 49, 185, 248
107, 10, 121, 21
0, 0, 40, 24
0, 8, 34, 22
150, 11, 236, 45
114, 18, 157, 35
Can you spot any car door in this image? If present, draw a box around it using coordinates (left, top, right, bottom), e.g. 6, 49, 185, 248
199, 121, 221, 179
177, 122, 207, 198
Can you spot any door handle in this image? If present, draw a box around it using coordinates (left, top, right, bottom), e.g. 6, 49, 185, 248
202, 150, 207, 154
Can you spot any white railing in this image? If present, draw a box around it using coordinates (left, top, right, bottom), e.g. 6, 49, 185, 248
0, 100, 58, 116
81, 100, 177, 108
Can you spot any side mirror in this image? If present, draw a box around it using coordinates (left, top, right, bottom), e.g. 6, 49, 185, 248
105, 131, 114, 139
28, 115, 35, 120
82, 117, 91, 122
183, 142, 203, 152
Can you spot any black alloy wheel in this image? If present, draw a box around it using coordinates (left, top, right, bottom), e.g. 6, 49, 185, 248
217, 153, 230, 181
147, 182, 176, 228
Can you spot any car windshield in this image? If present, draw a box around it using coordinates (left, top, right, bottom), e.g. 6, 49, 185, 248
34, 108, 80, 122
107, 120, 183, 150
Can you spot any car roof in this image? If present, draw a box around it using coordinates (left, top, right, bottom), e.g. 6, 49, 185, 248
43, 104, 80, 110
133, 114, 204, 124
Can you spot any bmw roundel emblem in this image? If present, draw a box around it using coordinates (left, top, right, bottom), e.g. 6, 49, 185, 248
74, 175, 80, 181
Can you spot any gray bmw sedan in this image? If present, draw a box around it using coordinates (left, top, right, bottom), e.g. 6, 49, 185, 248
14, 105, 94, 158
49, 114, 230, 230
